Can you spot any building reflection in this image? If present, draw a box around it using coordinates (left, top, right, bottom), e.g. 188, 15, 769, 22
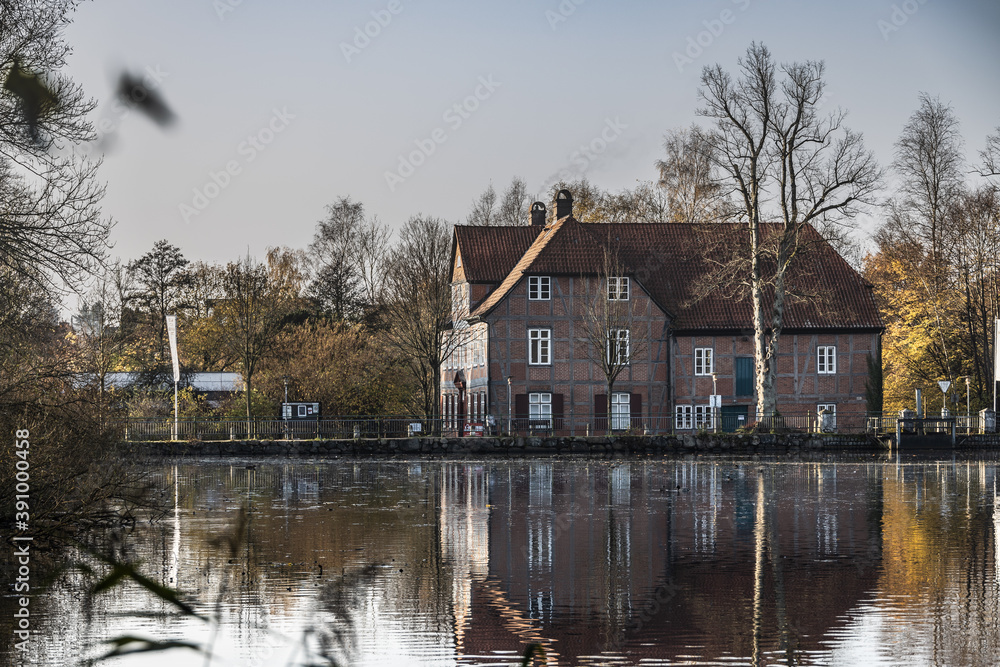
448, 461, 886, 664
19, 458, 1000, 666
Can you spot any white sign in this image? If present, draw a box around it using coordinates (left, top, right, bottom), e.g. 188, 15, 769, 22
166, 315, 180, 383
709, 394, 722, 408
938, 380, 951, 394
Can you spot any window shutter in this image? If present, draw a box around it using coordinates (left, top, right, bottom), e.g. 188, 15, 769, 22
630, 393, 643, 430
515, 394, 529, 418
595, 394, 607, 432
735, 357, 753, 396
552, 393, 564, 431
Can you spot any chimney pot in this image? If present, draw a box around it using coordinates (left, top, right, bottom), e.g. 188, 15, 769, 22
530, 202, 546, 226
555, 189, 573, 220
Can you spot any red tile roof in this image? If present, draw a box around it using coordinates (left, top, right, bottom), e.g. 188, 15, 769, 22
460, 218, 883, 332
453, 225, 543, 283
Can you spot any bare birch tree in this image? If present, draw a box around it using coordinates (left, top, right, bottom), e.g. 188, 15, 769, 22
698, 42, 881, 415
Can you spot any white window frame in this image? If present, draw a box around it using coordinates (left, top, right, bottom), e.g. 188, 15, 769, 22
529, 392, 552, 427
528, 328, 551, 365
694, 348, 714, 376
817, 403, 837, 430
607, 276, 630, 301
817, 346, 837, 374
611, 392, 631, 431
694, 404, 714, 430
675, 405, 693, 430
607, 328, 631, 365
528, 276, 551, 301
473, 332, 483, 367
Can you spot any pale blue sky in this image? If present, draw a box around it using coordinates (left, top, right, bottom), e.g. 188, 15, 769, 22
62, 0, 1000, 266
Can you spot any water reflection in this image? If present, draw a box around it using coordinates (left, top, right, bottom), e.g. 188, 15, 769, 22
15, 457, 1000, 666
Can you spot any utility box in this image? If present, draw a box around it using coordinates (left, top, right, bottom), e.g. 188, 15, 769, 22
282, 402, 320, 420
981, 408, 996, 434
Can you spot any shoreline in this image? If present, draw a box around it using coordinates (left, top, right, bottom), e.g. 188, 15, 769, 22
130, 433, 884, 457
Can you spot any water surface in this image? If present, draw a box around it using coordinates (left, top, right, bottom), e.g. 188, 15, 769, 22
19, 456, 1000, 666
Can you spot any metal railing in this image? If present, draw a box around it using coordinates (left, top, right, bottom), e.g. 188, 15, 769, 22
866, 413, 988, 435
119, 410, 877, 441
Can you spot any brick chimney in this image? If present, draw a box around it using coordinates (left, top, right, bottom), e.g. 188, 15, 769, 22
555, 189, 573, 219
530, 202, 546, 226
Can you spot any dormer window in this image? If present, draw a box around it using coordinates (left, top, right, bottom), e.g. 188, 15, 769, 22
528, 276, 551, 301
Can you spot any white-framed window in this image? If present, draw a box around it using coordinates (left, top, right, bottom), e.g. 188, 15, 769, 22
611, 392, 631, 430
608, 329, 631, 365
530, 392, 552, 427
529, 328, 551, 365
817, 346, 836, 374
675, 405, 693, 430
817, 403, 837, 430
608, 276, 630, 301
694, 404, 714, 430
528, 276, 551, 301
473, 332, 484, 367
452, 283, 469, 317
695, 348, 714, 376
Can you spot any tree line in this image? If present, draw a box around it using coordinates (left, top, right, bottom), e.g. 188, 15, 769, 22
864, 95, 1000, 414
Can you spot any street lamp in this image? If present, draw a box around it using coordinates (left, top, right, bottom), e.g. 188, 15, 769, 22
507, 376, 512, 435
711, 372, 719, 433
282, 375, 290, 440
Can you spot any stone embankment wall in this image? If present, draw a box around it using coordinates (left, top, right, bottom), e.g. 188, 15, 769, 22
137, 433, 880, 457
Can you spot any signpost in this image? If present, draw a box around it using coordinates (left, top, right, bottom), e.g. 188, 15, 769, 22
938, 380, 951, 417
166, 315, 180, 441
995, 319, 1000, 412
709, 394, 722, 432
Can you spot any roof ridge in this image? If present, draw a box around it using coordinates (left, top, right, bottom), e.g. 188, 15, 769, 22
469, 218, 568, 318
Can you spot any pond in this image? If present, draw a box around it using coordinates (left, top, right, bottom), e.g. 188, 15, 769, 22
15, 456, 1000, 666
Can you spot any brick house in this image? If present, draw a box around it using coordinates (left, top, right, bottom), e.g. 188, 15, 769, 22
441, 190, 883, 434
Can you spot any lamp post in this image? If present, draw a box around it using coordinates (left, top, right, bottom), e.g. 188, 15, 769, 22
711, 372, 719, 433
507, 376, 512, 435
282, 375, 290, 440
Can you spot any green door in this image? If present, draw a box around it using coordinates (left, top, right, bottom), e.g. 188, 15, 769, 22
721, 405, 750, 432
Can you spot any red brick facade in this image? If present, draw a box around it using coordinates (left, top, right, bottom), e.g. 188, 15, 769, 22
442, 193, 883, 434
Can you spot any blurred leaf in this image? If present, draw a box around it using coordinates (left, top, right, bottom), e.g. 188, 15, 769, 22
521, 643, 546, 666
96, 635, 202, 659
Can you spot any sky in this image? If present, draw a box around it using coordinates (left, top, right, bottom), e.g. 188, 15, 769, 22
60, 0, 1000, 269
